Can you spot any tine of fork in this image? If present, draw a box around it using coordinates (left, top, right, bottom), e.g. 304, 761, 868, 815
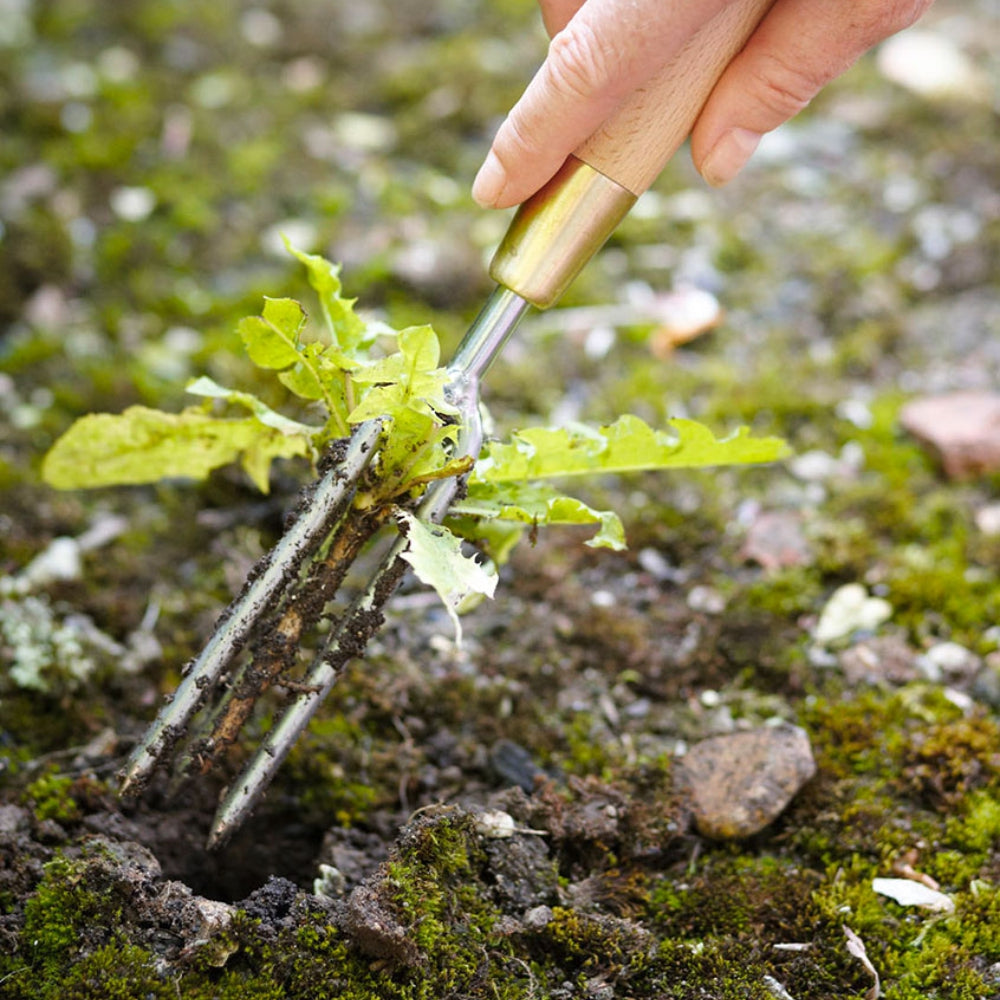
207, 288, 531, 846
173, 503, 393, 782
207, 473, 463, 848
118, 420, 383, 796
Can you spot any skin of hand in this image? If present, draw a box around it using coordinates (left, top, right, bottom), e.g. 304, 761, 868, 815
472, 0, 934, 209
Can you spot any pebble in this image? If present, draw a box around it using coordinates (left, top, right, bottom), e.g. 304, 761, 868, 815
636, 547, 685, 584
474, 810, 517, 839
899, 392, 1000, 479
915, 641, 982, 683
18, 536, 82, 590
687, 585, 725, 615
741, 509, 813, 571
0, 804, 31, 835
877, 31, 990, 102
975, 503, 1000, 536
109, 185, 156, 221
971, 656, 1000, 709
788, 449, 841, 483
675, 725, 817, 840
813, 584, 892, 646
648, 286, 724, 356
523, 905, 554, 931
839, 634, 918, 686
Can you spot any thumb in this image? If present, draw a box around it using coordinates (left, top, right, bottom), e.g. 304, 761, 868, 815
691, 0, 932, 186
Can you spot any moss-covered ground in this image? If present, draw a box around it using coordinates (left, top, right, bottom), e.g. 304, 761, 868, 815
2, 1, 1000, 997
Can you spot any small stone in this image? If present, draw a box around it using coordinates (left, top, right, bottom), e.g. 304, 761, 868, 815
649, 286, 723, 355
916, 641, 982, 682
675, 725, 816, 840
687, 585, 725, 614
109, 185, 156, 221
789, 450, 841, 483
840, 634, 918, 686
741, 510, 812, 571
490, 739, 548, 794
877, 31, 990, 102
976, 504, 1000, 536
313, 864, 346, 899
972, 658, 1000, 709
814, 584, 892, 646
899, 392, 1000, 479
637, 547, 684, 583
34, 818, 69, 843
0, 804, 31, 835
523, 904, 554, 930
475, 810, 517, 839
19, 536, 82, 589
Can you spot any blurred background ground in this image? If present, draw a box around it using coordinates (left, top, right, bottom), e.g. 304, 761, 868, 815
2, 1, 1000, 997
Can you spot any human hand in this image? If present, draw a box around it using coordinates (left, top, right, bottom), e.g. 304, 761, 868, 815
472, 0, 933, 209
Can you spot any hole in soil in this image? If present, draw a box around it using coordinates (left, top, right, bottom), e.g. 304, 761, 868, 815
130, 783, 328, 902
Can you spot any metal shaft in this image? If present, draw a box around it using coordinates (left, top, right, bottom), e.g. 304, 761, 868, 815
208, 286, 530, 845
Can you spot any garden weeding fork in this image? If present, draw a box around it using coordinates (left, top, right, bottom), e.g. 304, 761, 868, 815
119, 0, 773, 847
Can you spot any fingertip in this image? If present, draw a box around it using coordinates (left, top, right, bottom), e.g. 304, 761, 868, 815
472, 151, 508, 209
697, 127, 761, 187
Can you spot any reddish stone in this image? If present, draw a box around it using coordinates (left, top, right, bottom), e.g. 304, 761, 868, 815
741, 510, 812, 571
900, 392, 1000, 479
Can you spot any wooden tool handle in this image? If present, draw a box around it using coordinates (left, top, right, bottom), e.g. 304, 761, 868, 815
576, 0, 774, 195
490, 0, 774, 308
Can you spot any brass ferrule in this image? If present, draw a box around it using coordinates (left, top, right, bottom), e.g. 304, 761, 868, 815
489, 156, 637, 310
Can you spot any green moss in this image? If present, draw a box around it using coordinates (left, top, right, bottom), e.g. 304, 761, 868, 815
22, 769, 81, 824
381, 812, 500, 970
650, 853, 820, 942
286, 715, 381, 827
56, 943, 173, 1000
739, 566, 825, 619
1, 850, 154, 1000
945, 790, 1000, 854
902, 714, 1000, 809
557, 711, 623, 778
538, 905, 650, 978
193, 811, 535, 1000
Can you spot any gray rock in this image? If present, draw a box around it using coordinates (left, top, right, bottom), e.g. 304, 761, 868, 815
675, 725, 816, 840
916, 641, 982, 682
840, 634, 919, 686
0, 804, 31, 835
522, 904, 554, 930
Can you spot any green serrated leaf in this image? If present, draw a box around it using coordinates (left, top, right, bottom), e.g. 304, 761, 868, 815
186, 375, 318, 438
274, 347, 326, 402
284, 238, 372, 355
347, 383, 408, 424
473, 414, 789, 484
349, 325, 455, 423
351, 325, 436, 384
42, 406, 308, 494
396, 509, 497, 644
375, 412, 458, 487
454, 481, 626, 550
237, 297, 306, 370
447, 517, 526, 567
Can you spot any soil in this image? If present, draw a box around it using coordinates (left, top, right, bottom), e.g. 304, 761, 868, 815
2, 1, 1000, 998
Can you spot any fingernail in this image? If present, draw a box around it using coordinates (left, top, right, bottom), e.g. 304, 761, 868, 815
700, 128, 762, 187
472, 151, 507, 208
